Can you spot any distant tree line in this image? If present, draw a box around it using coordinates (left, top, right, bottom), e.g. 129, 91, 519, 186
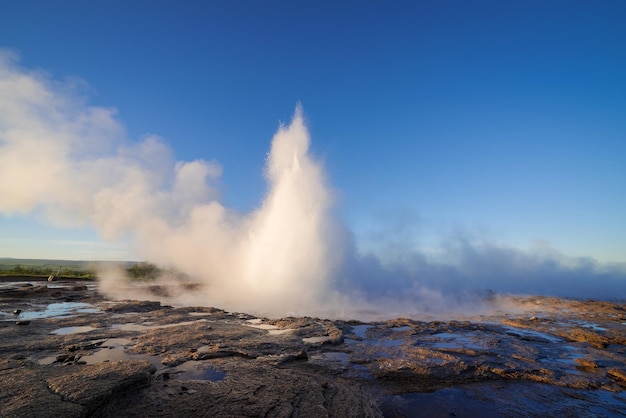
0, 261, 163, 280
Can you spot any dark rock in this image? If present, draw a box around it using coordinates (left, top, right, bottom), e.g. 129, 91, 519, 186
1, 277, 626, 416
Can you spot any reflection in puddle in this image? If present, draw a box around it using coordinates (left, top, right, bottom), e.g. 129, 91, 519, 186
12, 302, 100, 320
51, 325, 96, 335
80, 338, 163, 368
38, 337, 164, 368
172, 360, 226, 381
80, 338, 135, 364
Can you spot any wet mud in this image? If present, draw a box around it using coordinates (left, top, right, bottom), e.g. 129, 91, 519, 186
1, 277, 625, 417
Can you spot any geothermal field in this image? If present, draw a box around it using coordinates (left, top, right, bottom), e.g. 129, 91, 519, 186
1, 275, 625, 417
2, 56, 625, 416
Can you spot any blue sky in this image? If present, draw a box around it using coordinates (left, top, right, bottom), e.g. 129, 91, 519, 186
1, 0, 625, 265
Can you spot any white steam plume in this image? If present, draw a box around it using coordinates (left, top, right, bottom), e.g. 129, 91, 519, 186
2, 52, 625, 319
116, 105, 346, 315
0, 52, 344, 316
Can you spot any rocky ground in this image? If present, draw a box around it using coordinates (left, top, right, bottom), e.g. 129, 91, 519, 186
1, 277, 625, 417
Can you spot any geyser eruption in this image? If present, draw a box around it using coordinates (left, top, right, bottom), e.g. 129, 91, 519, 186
117, 106, 345, 316
242, 107, 341, 302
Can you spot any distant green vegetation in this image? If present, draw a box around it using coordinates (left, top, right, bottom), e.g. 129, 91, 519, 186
0, 258, 162, 280
125, 262, 162, 281
0, 259, 95, 279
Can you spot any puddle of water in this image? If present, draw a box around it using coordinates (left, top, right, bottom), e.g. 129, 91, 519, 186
429, 332, 486, 351
11, 302, 100, 320
320, 351, 351, 364
78, 338, 133, 364
309, 351, 374, 380
391, 326, 412, 332
502, 326, 562, 343
582, 323, 607, 332
112, 319, 208, 332
309, 351, 374, 379
244, 320, 293, 335
310, 352, 344, 365
563, 345, 583, 357
111, 322, 156, 332
79, 338, 162, 368
39, 337, 164, 368
351, 325, 372, 339
380, 339, 404, 347
51, 325, 96, 335
267, 329, 292, 335
172, 360, 226, 381
381, 387, 502, 418
38, 355, 59, 365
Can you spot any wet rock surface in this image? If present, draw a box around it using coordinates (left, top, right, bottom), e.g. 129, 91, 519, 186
1, 277, 625, 417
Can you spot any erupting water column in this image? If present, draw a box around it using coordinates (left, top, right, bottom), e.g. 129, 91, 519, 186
241, 106, 340, 313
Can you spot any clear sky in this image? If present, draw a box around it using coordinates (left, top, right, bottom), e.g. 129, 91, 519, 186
1, 0, 625, 266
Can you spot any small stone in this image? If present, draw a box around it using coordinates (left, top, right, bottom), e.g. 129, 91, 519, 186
15, 320, 30, 326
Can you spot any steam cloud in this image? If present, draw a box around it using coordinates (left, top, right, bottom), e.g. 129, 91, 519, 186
1, 52, 625, 318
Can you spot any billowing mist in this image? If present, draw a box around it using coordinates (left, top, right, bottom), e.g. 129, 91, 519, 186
1, 52, 625, 318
